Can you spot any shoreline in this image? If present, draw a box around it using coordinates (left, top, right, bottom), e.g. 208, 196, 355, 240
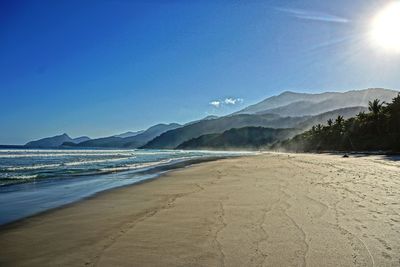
0, 155, 239, 227
1, 152, 399, 266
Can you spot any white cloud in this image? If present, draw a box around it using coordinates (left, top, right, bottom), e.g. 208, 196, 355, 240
209, 98, 243, 108
209, 101, 221, 108
224, 98, 243, 105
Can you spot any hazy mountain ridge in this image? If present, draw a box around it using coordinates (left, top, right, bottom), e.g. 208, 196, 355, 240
18, 88, 399, 149
274, 95, 400, 152
25, 134, 91, 148
70, 123, 182, 148
297, 106, 368, 129
177, 127, 297, 150
141, 113, 297, 149
216, 107, 368, 150
236, 91, 335, 114
237, 88, 398, 116
71, 136, 91, 143
141, 105, 372, 149
64, 136, 126, 148
184, 115, 219, 126
113, 130, 144, 138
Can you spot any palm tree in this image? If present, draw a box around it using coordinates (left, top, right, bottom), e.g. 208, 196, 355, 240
368, 99, 384, 116
327, 118, 333, 127
357, 111, 367, 120
368, 99, 386, 136
335, 115, 344, 126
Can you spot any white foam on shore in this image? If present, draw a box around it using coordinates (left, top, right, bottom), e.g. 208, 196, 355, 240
4, 174, 39, 180
3, 164, 61, 171
2, 157, 136, 171
100, 156, 198, 172
0, 153, 136, 158
64, 157, 134, 166
0, 149, 254, 158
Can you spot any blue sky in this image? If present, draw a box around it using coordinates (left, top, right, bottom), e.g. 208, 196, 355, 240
1, 0, 399, 144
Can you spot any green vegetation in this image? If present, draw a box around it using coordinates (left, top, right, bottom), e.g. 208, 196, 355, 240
141, 107, 367, 149
275, 94, 400, 152
177, 127, 296, 150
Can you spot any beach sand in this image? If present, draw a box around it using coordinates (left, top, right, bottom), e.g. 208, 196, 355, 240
0, 153, 399, 266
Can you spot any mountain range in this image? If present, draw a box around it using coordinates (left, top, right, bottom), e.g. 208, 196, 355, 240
177, 127, 296, 150
65, 123, 181, 148
113, 130, 144, 138
142, 106, 368, 149
142, 88, 397, 149
25, 134, 90, 148
236, 88, 397, 116
18, 88, 399, 149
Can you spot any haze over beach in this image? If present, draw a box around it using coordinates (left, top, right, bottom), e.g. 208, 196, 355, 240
1, 0, 400, 266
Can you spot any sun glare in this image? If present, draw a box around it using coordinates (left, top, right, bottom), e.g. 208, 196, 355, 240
370, 2, 400, 53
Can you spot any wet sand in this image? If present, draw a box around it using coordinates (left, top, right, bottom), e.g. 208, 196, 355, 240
0, 153, 399, 266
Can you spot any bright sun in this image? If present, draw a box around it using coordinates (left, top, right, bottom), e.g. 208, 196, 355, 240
370, 2, 400, 53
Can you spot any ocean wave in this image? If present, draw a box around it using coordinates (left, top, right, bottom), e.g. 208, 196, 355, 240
0, 153, 137, 158
64, 157, 134, 166
0, 156, 199, 184
0, 149, 137, 153
0, 149, 247, 187
100, 156, 197, 172
0, 149, 249, 159
0, 158, 183, 183
2, 174, 39, 180
1, 157, 134, 171
3, 163, 61, 171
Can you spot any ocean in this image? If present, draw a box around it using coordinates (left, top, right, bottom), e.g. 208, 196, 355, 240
0, 149, 249, 225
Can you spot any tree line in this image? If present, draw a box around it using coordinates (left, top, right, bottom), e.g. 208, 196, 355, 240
275, 94, 400, 152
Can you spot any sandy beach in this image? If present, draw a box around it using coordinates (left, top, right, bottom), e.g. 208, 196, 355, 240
0, 153, 399, 266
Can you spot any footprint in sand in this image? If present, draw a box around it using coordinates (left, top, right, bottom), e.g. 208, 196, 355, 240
382, 251, 391, 259
376, 237, 392, 251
